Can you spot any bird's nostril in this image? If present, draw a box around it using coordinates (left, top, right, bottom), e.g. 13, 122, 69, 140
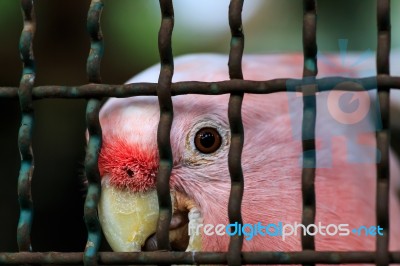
125, 168, 134, 178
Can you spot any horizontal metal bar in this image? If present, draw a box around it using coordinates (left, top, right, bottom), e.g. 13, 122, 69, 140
1, 76, 400, 99
0, 251, 399, 265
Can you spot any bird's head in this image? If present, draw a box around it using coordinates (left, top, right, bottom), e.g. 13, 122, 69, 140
96, 54, 304, 252
97, 92, 238, 251
95, 53, 400, 253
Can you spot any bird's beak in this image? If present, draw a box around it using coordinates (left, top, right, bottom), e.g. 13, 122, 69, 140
98, 175, 201, 252
98, 179, 162, 251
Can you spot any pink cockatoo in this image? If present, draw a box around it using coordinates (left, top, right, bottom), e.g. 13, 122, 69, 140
96, 53, 400, 253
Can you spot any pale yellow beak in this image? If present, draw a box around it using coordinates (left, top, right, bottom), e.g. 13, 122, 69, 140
98, 177, 163, 251
98, 175, 202, 252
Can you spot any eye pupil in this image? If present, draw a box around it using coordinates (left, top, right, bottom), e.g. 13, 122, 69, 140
194, 127, 222, 154
199, 132, 216, 148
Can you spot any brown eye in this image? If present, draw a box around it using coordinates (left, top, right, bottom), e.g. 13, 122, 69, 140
194, 127, 222, 154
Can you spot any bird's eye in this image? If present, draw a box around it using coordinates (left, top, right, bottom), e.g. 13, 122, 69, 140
194, 127, 222, 154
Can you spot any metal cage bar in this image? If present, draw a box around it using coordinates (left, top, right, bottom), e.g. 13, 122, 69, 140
155, 0, 175, 254
227, 0, 245, 266
300, 0, 317, 262
376, 0, 391, 266
0, 251, 400, 265
2, 76, 400, 99
16, 0, 36, 253
83, 0, 104, 265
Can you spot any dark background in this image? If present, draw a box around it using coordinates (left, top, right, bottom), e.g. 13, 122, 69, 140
1, 0, 400, 252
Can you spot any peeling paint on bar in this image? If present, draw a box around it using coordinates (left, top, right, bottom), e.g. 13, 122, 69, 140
83, 1, 104, 266
17, 0, 36, 253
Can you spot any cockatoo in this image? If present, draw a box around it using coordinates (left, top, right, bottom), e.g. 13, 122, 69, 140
96, 53, 400, 253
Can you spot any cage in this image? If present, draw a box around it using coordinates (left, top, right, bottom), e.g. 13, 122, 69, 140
0, 0, 400, 265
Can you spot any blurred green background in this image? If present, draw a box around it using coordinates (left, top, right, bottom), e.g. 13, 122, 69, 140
0, 0, 399, 252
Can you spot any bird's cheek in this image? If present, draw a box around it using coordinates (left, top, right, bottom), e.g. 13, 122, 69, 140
98, 175, 161, 252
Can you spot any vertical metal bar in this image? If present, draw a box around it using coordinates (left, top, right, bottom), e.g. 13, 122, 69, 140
227, 1, 244, 265
84, 0, 104, 265
155, 0, 174, 255
376, 1, 390, 266
17, 0, 36, 253
301, 1, 317, 265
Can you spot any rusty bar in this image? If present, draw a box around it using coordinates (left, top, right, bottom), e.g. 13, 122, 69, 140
155, 0, 174, 254
227, 0, 245, 265
1, 76, 400, 99
301, 0, 317, 263
83, 0, 104, 265
0, 251, 400, 265
16, 0, 36, 252
376, 1, 391, 266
